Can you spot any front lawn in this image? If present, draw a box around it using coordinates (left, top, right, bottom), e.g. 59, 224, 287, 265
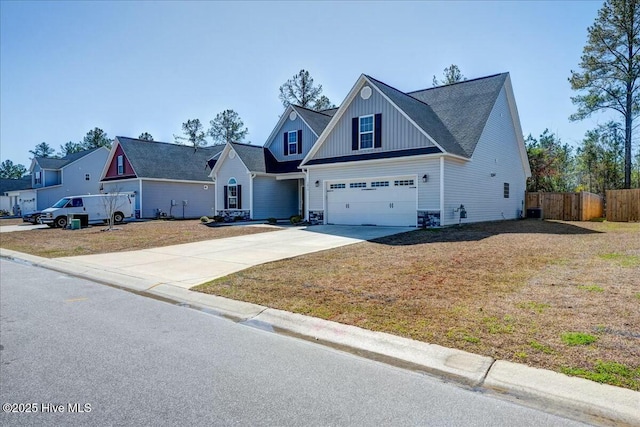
0, 220, 278, 258
194, 220, 640, 390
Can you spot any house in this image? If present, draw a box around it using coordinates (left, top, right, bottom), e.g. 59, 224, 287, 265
0, 175, 32, 214
25, 148, 110, 211
101, 137, 224, 218
209, 105, 336, 220
300, 72, 531, 227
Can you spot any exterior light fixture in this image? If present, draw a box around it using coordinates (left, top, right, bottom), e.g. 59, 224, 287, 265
315, 180, 320, 187
490, 172, 497, 177
422, 174, 428, 183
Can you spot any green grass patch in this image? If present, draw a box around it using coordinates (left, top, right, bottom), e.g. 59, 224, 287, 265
483, 315, 515, 334
447, 328, 480, 344
599, 253, 640, 267
561, 361, 640, 391
517, 301, 550, 313
577, 284, 604, 292
529, 340, 555, 354
561, 332, 598, 346
635, 293, 640, 301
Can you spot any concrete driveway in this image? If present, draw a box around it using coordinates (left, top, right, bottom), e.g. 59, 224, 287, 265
54, 225, 413, 291
0, 223, 48, 233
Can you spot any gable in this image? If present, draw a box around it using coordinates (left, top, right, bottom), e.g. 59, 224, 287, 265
309, 79, 437, 161
103, 144, 136, 180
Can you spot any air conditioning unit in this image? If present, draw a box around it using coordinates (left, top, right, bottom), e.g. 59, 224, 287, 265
526, 207, 543, 219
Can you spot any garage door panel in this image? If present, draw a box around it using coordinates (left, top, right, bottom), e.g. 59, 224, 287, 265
326, 177, 416, 226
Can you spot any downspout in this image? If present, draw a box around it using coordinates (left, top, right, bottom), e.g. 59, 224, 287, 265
440, 156, 445, 226
303, 168, 309, 221
138, 179, 143, 218
213, 172, 218, 216
249, 173, 255, 219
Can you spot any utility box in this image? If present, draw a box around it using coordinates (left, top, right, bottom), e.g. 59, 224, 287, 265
70, 219, 81, 230
526, 207, 543, 219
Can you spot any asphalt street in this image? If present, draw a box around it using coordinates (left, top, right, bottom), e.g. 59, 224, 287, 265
0, 259, 588, 426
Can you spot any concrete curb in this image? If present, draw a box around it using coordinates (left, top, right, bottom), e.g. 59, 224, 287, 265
2, 248, 638, 426
484, 361, 640, 426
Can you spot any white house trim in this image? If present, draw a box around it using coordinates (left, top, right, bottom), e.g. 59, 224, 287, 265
263, 105, 322, 152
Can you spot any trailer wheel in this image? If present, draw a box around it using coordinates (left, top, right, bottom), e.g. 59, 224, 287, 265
55, 216, 68, 228
113, 212, 124, 224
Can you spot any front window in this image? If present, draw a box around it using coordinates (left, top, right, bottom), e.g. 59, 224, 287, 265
34, 171, 42, 185
117, 155, 124, 175
288, 131, 298, 155
359, 115, 374, 149
504, 183, 510, 198
228, 178, 237, 209
52, 198, 71, 208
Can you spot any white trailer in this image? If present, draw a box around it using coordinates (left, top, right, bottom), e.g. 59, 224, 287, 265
41, 193, 135, 228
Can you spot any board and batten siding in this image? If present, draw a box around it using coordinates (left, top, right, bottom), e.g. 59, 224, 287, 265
215, 149, 250, 211
311, 83, 436, 160
307, 157, 441, 216
265, 113, 317, 162
253, 176, 299, 219
142, 180, 214, 219
442, 87, 527, 226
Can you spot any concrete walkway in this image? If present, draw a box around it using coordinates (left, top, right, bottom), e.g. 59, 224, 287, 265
0, 223, 48, 233
1, 224, 638, 426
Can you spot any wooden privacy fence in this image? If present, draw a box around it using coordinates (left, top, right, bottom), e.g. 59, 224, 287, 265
606, 189, 640, 222
525, 192, 604, 221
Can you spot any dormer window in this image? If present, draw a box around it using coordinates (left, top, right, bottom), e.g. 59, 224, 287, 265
359, 115, 374, 149
117, 155, 124, 175
284, 130, 302, 156
288, 131, 298, 155
34, 171, 42, 185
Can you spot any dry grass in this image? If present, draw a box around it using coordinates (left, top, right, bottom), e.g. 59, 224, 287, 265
195, 220, 640, 390
0, 218, 24, 226
0, 220, 277, 258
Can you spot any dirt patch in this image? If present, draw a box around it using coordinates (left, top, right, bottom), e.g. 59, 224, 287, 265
0, 220, 278, 258
0, 218, 24, 226
195, 220, 640, 390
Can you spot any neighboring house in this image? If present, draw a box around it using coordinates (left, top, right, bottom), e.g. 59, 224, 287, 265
300, 72, 531, 227
209, 105, 336, 220
101, 137, 223, 219
26, 148, 110, 211
0, 175, 32, 214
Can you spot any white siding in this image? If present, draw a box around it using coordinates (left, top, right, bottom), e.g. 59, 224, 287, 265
142, 180, 214, 219
312, 83, 436, 160
102, 180, 141, 211
265, 115, 317, 162
215, 150, 250, 211
307, 157, 441, 214
442, 87, 527, 225
253, 176, 299, 219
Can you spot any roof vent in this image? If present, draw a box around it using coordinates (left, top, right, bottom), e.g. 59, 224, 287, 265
289, 111, 297, 121
360, 86, 372, 100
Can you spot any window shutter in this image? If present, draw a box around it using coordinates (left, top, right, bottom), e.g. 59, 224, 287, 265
237, 185, 242, 209
374, 113, 382, 148
352, 117, 359, 150
297, 129, 302, 154
223, 186, 228, 209
284, 132, 289, 156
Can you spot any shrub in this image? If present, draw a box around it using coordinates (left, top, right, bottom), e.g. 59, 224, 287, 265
212, 216, 224, 223
290, 215, 302, 224
0, 209, 10, 217
266, 217, 277, 224
233, 215, 244, 222
200, 216, 210, 223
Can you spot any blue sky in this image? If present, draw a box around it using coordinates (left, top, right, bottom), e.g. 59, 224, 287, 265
1, 0, 605, 168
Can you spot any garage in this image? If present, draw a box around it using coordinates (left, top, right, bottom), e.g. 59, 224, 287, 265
326, 177, 417, 226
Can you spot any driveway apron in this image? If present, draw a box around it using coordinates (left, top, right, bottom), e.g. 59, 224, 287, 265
54, 225, 413, 290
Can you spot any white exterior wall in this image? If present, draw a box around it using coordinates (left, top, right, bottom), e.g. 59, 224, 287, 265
253, 176, 299, 219
16, 190, 37, 213
215, 149, 250, 212
442, 87, 527, 225
307, 157, 441, 218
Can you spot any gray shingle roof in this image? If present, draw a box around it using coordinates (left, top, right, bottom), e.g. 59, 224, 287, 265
35, 148, 102, 170
115, 137, 224, 181
0, 175, 32, 194
406, 73, 508, 157
229, 142, 266, 173
292, 105, 334, 136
